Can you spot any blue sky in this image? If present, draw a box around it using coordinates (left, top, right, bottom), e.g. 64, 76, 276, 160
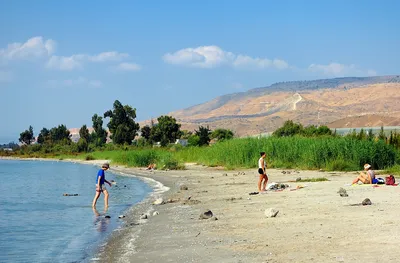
1, 0, 399, 143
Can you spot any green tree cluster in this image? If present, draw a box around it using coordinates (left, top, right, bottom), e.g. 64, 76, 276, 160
273, 120, 332, 137
104, 100, 140, 145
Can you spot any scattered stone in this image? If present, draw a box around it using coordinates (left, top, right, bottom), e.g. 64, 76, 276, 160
167, 198, 179, 203
105, 215, 111, 219
225, 197, 243, 201
362, 198, 372, 206
337, 187, 348, 197
282, 171, 287, 174
183, 199, 201, 205
199, 209, 213, 219
140, 214, 148, 220
153, 211, 159, 216
118, 215, 125, 218
187, 196, 192, 200
180, 185, 189, 190
287, 171, 291, 174
222, 173, 228, 176
211, 216, 218, 221
153, 198, 164, 205
296, 177, 302, 182
129, 222, 140, 226
265, 208, 279, 218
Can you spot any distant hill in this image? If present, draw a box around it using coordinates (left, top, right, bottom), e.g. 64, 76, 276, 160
160, 75, 400, 136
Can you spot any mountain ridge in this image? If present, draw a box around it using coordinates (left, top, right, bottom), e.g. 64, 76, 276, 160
164, 75, 400, 136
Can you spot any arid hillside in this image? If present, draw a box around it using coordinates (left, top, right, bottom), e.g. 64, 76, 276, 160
164, 76, 400, 136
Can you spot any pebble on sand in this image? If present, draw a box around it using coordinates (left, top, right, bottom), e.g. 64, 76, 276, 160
265, 208, 279, 218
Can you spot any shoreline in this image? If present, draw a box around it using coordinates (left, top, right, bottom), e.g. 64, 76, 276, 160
3, 157, 400, 262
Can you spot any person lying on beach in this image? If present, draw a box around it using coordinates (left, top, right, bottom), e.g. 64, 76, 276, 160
352, 163, 377, 185
92, 163, 112, 208
258, 152, 268, 192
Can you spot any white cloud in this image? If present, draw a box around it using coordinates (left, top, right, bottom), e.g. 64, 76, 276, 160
0, 37, 56, 60
47, 77, 103, 88
46, 51, 131, 71
116, 62, 142, 71
308, 62, 377, 77
233, 55, 289, 70
163, 45, 289, 70
89, 51, 129, 62
0, 71, 13, 82
46, 55, 83, 71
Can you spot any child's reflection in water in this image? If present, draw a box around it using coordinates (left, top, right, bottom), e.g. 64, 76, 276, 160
92, 207, 110, 232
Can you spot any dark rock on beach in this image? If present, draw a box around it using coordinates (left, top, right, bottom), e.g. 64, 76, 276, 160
362, 198, 372, 205
180, 185, 189, 190
337, 188, 348, 197
199, 209, 213, 219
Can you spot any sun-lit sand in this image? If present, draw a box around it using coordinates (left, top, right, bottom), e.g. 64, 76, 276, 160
94, 164, 400, 263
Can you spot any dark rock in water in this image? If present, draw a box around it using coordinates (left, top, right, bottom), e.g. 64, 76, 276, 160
124, 185, 127, 187
63, 193, 79, 196
180, 185, 189, 190
105, 215, 111, 218
118, 215, 125, 218
199, 209, 213, 219
362, 198, 372, 205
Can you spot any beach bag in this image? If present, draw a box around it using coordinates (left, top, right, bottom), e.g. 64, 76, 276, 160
385, 175, 395, 185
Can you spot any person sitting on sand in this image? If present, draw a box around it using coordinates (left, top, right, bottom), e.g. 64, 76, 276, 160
258, 152, 268, 192
92, 163, 112, 208
147, 163, 156, 170
352, 163, 377, 185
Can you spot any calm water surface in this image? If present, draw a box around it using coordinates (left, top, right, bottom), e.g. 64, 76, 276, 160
0, 159, 151, 263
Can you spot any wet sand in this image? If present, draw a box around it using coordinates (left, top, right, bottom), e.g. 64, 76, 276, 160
96, 164, 400, 263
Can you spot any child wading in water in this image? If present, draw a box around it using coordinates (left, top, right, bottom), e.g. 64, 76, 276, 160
92, 163, 112, 208
258, 152, 268, 192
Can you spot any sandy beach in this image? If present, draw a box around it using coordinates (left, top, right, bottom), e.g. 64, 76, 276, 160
91, 164, 400, 263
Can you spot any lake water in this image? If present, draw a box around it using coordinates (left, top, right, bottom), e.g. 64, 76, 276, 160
0, 159, 152, 263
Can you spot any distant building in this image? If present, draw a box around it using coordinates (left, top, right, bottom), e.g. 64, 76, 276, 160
175, 139, 188, 146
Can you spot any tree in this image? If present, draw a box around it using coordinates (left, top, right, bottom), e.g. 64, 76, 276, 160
104, 100, 140, 145
273, 120, 303, 137
180, 130, 193, 139
211, 128, 234, 141
79, 125, 90, 142
150, 115, 182, 147
195, 126, 211, 146
78, 125, 90, 152
37, 128, 50, 144
378, 126, 386, 141
315, 126, 332, 136
19, 126, 34, 145
357, 128, 367, 140
49, 124, 71, 144
92, 114, 107, 146
140, 125, 152, 141
367, 129, 375, 141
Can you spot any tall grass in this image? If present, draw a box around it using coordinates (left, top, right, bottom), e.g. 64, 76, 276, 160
175, 136, 397, 171
20, 136, 398, 171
